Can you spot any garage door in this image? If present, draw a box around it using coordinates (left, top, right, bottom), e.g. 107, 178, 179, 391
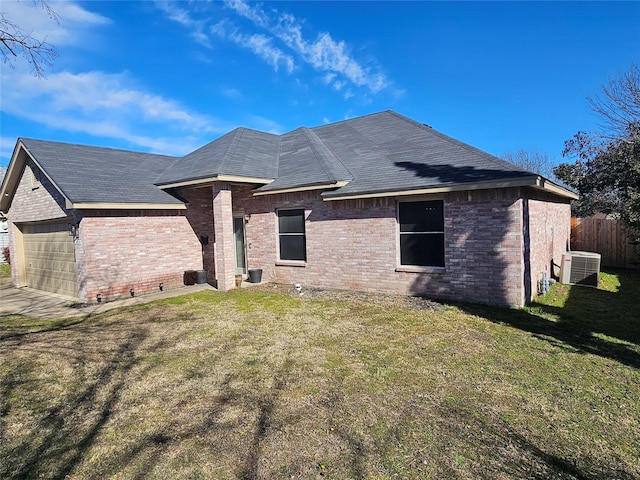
22, 222, 78, 297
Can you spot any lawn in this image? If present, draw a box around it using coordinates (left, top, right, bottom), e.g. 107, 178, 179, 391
1, 270, 639, 479
0, 262, 10, 278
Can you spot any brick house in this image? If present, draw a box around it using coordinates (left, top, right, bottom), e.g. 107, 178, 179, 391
0, 111, 576, 306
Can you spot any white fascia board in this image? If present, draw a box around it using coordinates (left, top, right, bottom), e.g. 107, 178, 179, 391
71, 202, 187, 210
1, 141, 73, 213
534, 177, 579, 199
158, 175, 273, 189
322, 176, 578, 201
322, 178, 539, 201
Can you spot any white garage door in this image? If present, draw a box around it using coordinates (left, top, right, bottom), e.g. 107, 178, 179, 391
22, 222, 78, 297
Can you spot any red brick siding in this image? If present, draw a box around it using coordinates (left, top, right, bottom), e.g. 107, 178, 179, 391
181, 187, 216, 282
7, 161, 203, 302
78, 213, 202, 302
525, 191, 572, 300
226, 186, 532, 306
212, 185, 236, 291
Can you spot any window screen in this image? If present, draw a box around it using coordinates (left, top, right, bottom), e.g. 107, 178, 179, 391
278, 209, 306, 261
399, 200, 445, 267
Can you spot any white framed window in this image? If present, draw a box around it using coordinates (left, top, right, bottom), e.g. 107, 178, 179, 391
277, 209, 306, 261
398, 200, 445, 267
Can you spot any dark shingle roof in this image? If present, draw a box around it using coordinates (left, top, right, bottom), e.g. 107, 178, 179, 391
158, 110, 534, 196
258, 127, 353, 191
19, 138, 183, 205
156, 128, 280, 185
307, 111, 534, 198
13, 111, 556, 208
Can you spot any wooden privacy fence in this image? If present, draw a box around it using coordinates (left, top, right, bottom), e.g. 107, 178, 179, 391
571, 216, 639, 268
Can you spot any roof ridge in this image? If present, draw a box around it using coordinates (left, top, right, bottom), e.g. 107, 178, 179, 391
275, 133, 282, 177
387, 112, 531, 174
19, 137, 178, 160
301, 128, 334, 181
302, 128, 354, 181
219, 128, 245, 173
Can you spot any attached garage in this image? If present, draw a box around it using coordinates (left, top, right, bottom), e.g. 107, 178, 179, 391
19, 221, 78, 297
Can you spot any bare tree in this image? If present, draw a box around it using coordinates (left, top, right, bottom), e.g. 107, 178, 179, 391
587, 63, 640, 142
500, 148, 558, 180
555, 63, 640, 235
0, 0, 59, 77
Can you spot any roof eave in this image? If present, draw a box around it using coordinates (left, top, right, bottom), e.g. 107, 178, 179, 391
157, 174, 274, 190
322, 176, 578, 201
70, 202, 186, 210
0, 140, 73, 213
533, 177, 579, 200
253, 180, 350, 197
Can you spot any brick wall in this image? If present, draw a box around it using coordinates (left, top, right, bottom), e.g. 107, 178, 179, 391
78, 211, 202, 302
228, 186, 537, 307
181, 187, 216, 282
7, 160, 203, 302
6, 161, 76, 286
212, 185, 236, 291
7, 162, 72, 222
525, 191, 572, 299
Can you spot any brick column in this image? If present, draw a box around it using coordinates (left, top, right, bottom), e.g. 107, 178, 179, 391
212, 183, 236, 291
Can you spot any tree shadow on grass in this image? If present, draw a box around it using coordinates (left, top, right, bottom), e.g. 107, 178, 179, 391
422, 399, 638, 479
0, 309, 199, 480
0, 305, 305, 480
457, 268, 640, 369
239, 356, 293, 480
1, 323, 154, 480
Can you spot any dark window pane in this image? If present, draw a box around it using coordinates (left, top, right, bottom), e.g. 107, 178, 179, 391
280, 236, 306, 261
400, 233, 444, 267
399, 201, 444, 232
278, 209, 305, 233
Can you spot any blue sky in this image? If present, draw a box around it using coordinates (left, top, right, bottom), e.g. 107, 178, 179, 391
1, 1, 638, 168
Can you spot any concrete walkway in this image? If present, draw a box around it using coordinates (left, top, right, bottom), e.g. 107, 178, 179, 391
0, 277, 217, 319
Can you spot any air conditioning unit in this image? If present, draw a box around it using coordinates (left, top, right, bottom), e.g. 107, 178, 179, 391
560, 251, 601, 287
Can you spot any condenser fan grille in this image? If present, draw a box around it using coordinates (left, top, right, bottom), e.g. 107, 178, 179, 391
560, 252, 601, 287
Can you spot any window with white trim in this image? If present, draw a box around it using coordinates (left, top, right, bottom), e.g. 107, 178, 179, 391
398, 200, 445, 267
277, 209, 306, 261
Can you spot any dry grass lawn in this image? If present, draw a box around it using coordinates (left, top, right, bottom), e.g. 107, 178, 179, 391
1, 270, 639, 479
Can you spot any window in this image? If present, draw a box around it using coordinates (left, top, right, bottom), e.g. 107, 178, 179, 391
399, 200, 445, 267
278, 209, 306, 261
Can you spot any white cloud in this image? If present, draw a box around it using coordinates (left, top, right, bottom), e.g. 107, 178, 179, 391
157, 0, 391, 96
1, 68, 232, 156
1, 0, 110, 46
323, 72, 337, 85
241, 33, 295, 74
224, 0, 390, 93
223, 0, 269, 28
221, 87, 243, 99
211, 20, 295, 73
154, 1, 211, 48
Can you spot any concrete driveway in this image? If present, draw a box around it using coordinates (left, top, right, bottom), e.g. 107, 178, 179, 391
0, 277, 216, 319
